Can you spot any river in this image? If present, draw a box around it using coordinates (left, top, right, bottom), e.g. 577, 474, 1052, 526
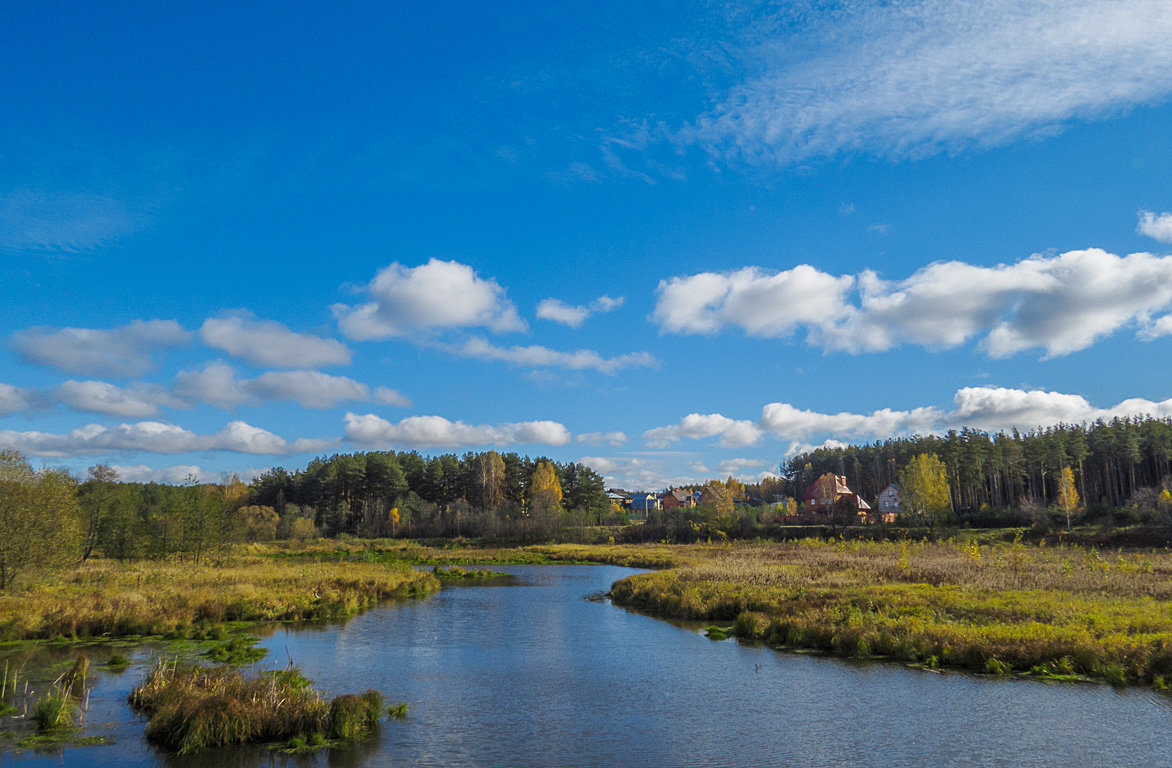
9, 564, 1172, 767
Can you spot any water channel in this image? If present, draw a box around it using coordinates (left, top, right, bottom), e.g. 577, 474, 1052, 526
9, 564, 1172, 767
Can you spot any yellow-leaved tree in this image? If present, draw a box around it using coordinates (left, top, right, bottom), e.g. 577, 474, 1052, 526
898, 453, 952, 528
528, 461, 563, 536
1055, 466, 1080, 532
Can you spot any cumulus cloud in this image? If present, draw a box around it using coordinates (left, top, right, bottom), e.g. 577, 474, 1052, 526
200, 312, 351, 368
1138, 210, 1172, 243
678, 1, 1172, 165
536, 295, 625, 328
576, 431, 628, 447
441, 337, 657, 375
11, 320, 190, 377
344, 412, 571, 449
646, 387, 1172, 451
654, 250, 1172, 358
172, 363, 409, 410
0, 384, 34, 415
56, 380, 182, 418
644, 413, 763, 449
333, 259, 525, 339
653, 266, 854, 337
0, 420, 332, 458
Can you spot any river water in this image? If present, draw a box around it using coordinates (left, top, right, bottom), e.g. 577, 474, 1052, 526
9, 564, 1172, 767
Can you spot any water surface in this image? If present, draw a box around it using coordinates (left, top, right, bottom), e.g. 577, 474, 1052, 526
10, 565, 1172, 767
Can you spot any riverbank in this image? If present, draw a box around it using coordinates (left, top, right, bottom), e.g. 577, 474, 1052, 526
0, 557, 440, 642
608, 538, 1172, 687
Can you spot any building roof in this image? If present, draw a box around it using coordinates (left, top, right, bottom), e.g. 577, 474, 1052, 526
802, 473, 853, 500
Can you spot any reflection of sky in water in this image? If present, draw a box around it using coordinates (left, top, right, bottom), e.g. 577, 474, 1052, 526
7, 564, 1172, 767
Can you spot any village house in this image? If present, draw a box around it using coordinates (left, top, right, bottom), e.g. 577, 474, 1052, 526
875, 484, 901, 523
801, 473, 881, 525
661, 488, 697, 509
628, 492, 661, 521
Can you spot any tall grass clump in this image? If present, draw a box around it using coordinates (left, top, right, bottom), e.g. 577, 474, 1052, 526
325, 691, 383, 740
129, 661, 401, 754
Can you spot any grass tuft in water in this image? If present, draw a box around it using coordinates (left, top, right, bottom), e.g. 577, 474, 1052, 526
325, 690, 383, 740
129, 661, 403, 754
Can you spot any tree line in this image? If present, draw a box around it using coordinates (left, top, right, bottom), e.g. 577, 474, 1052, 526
781, 416, 1172, 523
247, 450, 614, 540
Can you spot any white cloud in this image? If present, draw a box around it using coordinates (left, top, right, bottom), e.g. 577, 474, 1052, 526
653, 250, 1172, 358
759, 402, 939, 440
644, 386, 1172, 452
109, 464, 270, 485
644, 413, 763, 449
536, 299, 590, 328
1140, 314, 1172, 340
579, 455, 710, 492
576, 431, 628, 447
11, 320, 190, 377
716, 458, 771, 476
441, 337, 657, 375
173, 363, 249, 409
761, 387, 1172, 442
344, 412, 571, 449
56, 380, 182, 418
1138, 210, 1172, 243
200, 312, 351, 368
536, 295, 626, 327
652, 265, 854, 337
373, 386, 412, 408
679, 1, 1172, 165
172, 363, 408, 410
0, 419, 332, 458
249, 371, 371, 409
0, 384, 34, 415
333, 259, 525, 339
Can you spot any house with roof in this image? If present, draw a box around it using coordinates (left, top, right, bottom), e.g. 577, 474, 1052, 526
628, 492, 661, 521
802, 473, 880, 525
661, 488, 696, 509
876, 484, 901, 522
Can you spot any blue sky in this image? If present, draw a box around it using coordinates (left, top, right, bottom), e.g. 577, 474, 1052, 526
3, 0, 1172, 490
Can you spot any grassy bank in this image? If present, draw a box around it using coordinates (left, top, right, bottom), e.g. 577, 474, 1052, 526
608, 539, 1172, 687
0, 556, 439, 642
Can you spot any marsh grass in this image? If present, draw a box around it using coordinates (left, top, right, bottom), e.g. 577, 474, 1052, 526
255, 540, 693, 570
129, 661, 399, 754
0, 557, 440, 642
204, 634, 266, 664
609, 539, 1172, 686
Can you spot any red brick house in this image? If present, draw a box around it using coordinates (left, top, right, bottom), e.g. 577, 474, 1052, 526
801, 473, 878, 524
